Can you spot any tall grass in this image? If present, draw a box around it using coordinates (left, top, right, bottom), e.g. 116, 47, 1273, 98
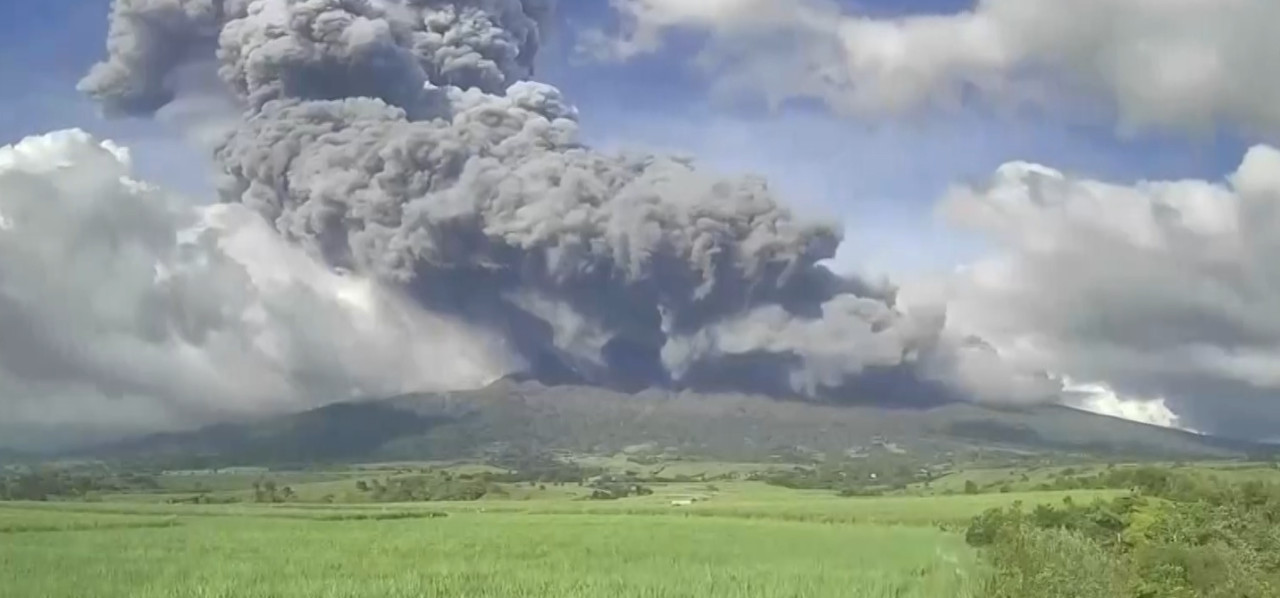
979, 526, 1125, 598
0, 484, 1117, 597
0, 511, 981, 598
0, 508, 178, 533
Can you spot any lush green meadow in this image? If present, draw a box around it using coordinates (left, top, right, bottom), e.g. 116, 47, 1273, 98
5, 458, 1275, 597
2, 500, 987, 598
0, 477, 1104, 598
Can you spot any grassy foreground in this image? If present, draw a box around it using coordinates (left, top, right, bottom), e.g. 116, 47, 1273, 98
1, 505, 982, 598
8, 460, 1235, 597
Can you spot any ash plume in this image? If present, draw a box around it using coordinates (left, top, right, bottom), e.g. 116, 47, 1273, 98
81, 0, 1054, 404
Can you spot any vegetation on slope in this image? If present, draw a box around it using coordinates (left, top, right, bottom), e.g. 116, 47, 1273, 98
64, 379, 1278, 472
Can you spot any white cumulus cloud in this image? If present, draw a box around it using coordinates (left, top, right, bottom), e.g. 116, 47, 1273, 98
587, 0, 1280, 137
933, 143, 1280, 437
0, 129, 515, 449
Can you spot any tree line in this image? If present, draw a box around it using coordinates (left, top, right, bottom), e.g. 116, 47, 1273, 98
0, 470, 159, 501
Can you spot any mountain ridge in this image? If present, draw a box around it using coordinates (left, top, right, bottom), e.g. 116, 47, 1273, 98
71, 380, 1276, 467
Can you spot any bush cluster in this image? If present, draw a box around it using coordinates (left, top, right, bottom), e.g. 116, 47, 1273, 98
969, 469, 1280, 597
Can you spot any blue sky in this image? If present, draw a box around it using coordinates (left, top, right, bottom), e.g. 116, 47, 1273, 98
0, 0, 1252, 276
0, 0, 219, 194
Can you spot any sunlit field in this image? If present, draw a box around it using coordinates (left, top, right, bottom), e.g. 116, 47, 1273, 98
0, 479, 1119, 598
7, 458, 1275, 598
2, 506, 983, 598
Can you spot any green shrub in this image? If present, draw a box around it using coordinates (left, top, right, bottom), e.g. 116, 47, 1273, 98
970, 468, 1280, 598
980, 526, 1125, 598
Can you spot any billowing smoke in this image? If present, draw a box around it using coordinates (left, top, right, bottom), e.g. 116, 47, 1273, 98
77, 0, 1053, 406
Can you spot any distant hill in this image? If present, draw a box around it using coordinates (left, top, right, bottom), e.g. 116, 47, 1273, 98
0, 448, 27, 465
80, 380, 1271, 468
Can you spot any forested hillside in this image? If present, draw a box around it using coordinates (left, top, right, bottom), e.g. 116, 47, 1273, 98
79, 380, 1266, 469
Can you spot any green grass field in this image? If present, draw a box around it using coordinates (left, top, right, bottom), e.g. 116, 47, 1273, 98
12, 457, 1261, 597
0, 473, 1128, 598
1, 508, 982, 598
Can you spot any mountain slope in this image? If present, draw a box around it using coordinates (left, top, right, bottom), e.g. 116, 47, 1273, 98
84, 380, 1269, 467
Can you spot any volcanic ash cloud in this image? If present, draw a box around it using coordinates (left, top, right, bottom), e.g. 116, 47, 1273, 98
73, 0, 1054, 406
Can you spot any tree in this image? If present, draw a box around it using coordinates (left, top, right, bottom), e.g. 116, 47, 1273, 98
964, 480, 980, 495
